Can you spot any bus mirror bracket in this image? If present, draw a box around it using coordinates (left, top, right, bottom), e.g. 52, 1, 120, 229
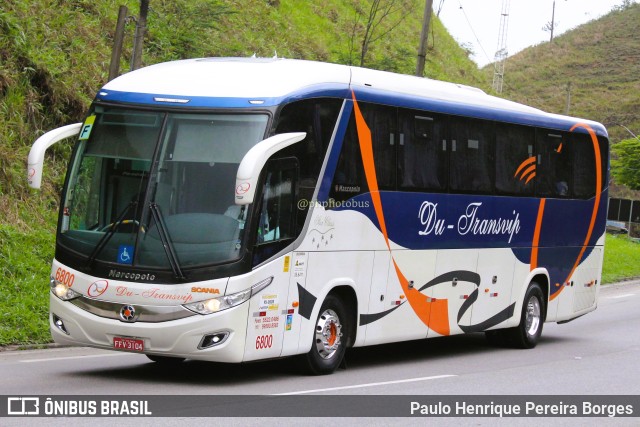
27, 123, 82, 190
235, 132, 306, 205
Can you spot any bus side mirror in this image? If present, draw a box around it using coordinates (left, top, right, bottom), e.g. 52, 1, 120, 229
27, 123, 82, 189
235, 132, 306, 205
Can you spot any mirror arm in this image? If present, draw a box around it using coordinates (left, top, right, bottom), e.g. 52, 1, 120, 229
27, 123, 82, 189
235, 132, 306, 205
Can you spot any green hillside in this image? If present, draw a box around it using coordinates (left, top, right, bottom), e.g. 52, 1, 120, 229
0, 0, 483, 345
495, 2, 640, 144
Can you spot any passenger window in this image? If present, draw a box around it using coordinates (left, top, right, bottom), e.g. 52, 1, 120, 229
536, 131, 571, 197
495, 124, 535, 196
573, 132, 596, 199
398, 109, 447, 191
329, 114, 369, 202
361, 103, 397, 190
449, 118, 494, 193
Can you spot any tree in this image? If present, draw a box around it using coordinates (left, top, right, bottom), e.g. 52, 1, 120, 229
346, 0, 413, 67
611, 137, 640, 190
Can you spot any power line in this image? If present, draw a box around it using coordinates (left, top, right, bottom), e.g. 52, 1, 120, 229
492, 0, 510, 93
456, 0, 492, 64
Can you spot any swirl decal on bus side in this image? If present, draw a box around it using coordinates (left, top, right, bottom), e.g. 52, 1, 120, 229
351, 91, 449, 336
361, 270, 516, 333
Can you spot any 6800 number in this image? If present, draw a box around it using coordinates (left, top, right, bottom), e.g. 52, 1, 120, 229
255, 334, 273, 350
55, 267, 75, 287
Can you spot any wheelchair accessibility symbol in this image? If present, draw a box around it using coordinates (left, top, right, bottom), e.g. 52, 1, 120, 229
118, 245, 134, 265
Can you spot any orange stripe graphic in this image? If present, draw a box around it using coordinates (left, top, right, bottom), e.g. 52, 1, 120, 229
514, 156, 536, 178
351, 91, 450, 335
550, 123, 603, 301
524, 171, 536, 185
530, 198, 546, 270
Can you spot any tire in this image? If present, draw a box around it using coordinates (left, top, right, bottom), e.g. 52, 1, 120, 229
504, 282, 545, 349
146, 354, 185, 364
301, 294, 348, 375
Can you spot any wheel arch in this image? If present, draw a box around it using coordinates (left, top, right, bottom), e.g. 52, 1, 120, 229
531, 273, 549, 322
514, 268, 550, 324
326, 285, 358, 348
298, 279, 359, 354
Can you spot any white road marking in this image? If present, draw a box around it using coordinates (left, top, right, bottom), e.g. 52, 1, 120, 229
273, 374, 457, 395
20, 352, 134, 363
608, 294, 635, 299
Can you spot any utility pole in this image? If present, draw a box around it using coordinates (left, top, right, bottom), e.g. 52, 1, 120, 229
492, 0, 510, 94
108, 5, 128, 81
130, 0, 149, 71
550, 0, 556, 42
416, 0, 434, 77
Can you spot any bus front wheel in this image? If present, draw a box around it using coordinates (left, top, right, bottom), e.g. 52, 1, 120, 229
302, 294, 348, 375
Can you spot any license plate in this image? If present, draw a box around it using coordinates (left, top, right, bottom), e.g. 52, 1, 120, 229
113, 336, 144, 352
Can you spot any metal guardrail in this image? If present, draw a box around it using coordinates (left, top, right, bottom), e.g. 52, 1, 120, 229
608, 198, 640, 237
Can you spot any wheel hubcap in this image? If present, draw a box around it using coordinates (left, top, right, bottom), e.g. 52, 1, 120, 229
314, 309, 343, 359
525, 296, 541, 337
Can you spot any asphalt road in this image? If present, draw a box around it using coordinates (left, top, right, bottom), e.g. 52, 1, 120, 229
1, 281, 639, 426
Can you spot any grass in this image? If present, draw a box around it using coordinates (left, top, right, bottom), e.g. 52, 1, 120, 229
602, 233, 640, 284
0, 225, 55, 345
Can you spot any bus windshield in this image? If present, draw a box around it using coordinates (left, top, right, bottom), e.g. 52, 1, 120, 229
59, 106, 269, 271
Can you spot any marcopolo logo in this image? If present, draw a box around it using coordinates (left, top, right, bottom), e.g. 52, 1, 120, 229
108, 269, 156, 282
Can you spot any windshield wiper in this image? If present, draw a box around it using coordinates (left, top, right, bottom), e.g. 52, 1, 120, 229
149, 203, 186, 280
86, 201, 137, 269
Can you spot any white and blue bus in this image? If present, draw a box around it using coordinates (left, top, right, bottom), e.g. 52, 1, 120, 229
29, 58, 608, 374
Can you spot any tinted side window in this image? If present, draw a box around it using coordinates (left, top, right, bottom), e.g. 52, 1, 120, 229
536, 130, 571, 197
599, 136, 609, 193
275, 98, 342, 183
449, 118, 494, 193
398, 109, 447, 192
496, 124, 535, 196
358, 103, 397, 190
275, 98, 342, 229
329, 114, 369, 202
252, 160, 297, 266
573, 132, 597, 199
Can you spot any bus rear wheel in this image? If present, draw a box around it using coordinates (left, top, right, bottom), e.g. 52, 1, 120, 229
302, 294, 348, 375
504, 282, 545, 349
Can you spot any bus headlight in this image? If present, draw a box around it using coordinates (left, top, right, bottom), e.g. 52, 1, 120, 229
183, 276, 273, 315
50, 277, 81, 301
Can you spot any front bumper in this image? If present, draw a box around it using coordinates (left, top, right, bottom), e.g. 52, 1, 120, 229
49, 292, 249, 363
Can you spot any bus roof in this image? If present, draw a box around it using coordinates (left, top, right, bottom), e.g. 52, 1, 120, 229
98, 57, 607, 137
